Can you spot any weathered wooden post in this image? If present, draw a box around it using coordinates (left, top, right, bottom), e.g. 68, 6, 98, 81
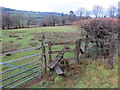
75, 39, 82, 61
41, 33, 47, 73
48, 41, 52, 63
48, 41, 52, 72
85, 35, 89, 51
108, 38, 117, 69
38, 52, 43, 79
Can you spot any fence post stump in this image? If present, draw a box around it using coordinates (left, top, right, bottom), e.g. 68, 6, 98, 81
41, 33, 47, 73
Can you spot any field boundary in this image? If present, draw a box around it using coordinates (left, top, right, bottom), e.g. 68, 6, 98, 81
0, 34, 47, 88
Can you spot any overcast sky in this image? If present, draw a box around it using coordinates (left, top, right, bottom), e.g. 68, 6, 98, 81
0, 0, 119, 13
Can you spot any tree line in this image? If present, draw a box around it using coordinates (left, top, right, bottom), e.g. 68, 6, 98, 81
0, 5, 119, 30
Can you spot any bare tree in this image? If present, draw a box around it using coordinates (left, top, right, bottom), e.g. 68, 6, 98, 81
107, 6, 117, 17
2, 12, 13, 29
42, 14, 61, 26
116, 7, 120, 18
61, 13, 68, 25
12, 13, 23, 28
85, 10, 91, 17
24, 12, 35, 27
75, 7, 86, 17
68, 11, 77, 23
92, 5, 105, 17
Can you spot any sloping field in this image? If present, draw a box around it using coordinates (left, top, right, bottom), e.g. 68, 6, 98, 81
1, 26, 118, 88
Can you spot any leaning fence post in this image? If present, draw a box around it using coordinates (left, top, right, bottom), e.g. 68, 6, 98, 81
41, 33, 47, 73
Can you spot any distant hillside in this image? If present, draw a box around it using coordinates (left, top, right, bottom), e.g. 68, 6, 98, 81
1, 7, 61, 15
1, 7, 70, 29
1, 6, 62, 19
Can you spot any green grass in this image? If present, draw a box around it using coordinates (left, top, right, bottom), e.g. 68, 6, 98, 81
1, 26, 79, 88
3, 26, 76, 32
75, 60, 118, 88
29, 59, 118, 88
1, 26, 119, 88
2, 26, 78, 49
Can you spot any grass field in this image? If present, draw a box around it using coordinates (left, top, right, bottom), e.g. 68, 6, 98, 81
2, 26, 78, 49
1, 26, 79, 88
1, 26, 119, 88
29, 59, 118, 88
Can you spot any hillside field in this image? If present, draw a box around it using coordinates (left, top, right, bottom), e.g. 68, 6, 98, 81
1, 26, 118, 88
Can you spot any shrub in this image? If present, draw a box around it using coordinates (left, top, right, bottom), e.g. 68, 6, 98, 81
74, 18, 119, 68
74, 18, 118, 39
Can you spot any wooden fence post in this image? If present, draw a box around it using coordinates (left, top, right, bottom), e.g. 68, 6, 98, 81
75, 39, 82, 61
85, 35, 89, 51
38, 52, 43, 79
48, 41, 52, 63
48, 41, 52, 72
41, 33, 47, 73
108, 39, 117, 69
